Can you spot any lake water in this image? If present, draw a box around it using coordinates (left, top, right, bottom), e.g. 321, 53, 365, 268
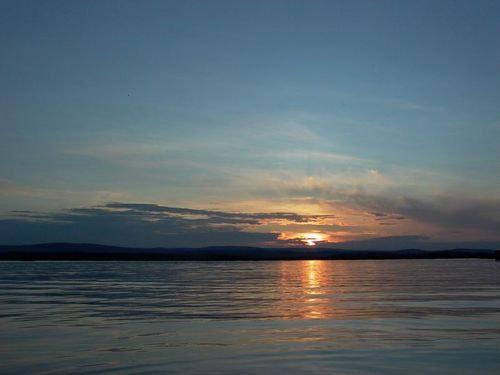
0, 259, 499, 374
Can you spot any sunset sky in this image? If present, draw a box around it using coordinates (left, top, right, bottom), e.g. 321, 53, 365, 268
1, 1, 499, 249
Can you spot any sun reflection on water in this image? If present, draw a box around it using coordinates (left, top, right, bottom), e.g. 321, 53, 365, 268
280, 260, 332, 319
303, 260, 326, 318
305, 260, 322, 292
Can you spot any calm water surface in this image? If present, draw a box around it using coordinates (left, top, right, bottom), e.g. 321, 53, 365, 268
0, 259, 499, 374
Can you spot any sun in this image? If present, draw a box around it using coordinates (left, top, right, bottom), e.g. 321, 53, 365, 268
278, 232, 329, 246
302, 233, 325, 246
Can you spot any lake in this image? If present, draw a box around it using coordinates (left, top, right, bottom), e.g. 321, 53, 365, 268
0, 259, 499, 374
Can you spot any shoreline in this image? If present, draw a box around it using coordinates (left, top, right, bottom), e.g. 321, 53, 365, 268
1, 243, 497, 261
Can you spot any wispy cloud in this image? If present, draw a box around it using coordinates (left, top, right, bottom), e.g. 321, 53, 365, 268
383, 98, 445, 114
0, 179, 127, 207
265, 150, 367, 164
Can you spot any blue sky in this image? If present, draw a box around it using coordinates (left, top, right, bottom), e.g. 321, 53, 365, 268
1, 1, 499, 248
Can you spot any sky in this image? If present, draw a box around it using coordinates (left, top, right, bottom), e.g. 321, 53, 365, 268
1, 0, 499, 249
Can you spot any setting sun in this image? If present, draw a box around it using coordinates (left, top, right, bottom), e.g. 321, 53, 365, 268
302, 233, 326, 246
278, 232, 328, 246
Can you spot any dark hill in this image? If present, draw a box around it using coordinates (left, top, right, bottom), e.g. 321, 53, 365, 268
0, 243, 495, 261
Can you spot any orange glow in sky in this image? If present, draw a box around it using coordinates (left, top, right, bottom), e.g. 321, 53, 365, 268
279, 232, 327, 246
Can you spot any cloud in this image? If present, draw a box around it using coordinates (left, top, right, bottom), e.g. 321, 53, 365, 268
265, 150, 367, 164
383, 98, 445, 114
0, 203, 337, 247
260, 177, 500, 239
103, 203, 337, 223
0, 179, 128, 208
1, 202, 498, 249
340, 192, 500, 234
